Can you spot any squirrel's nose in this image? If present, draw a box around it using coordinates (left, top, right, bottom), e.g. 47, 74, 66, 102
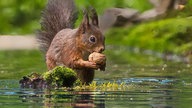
99, 47, 105, 53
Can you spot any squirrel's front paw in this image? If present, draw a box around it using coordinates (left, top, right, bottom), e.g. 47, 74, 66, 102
86, 61, 99, 69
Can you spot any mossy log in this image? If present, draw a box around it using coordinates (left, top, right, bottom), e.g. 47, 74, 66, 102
19, 66, 77, 89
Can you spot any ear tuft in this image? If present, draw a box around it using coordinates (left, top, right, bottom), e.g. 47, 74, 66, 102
79, 9, 90, 34
89, 7, 99, 27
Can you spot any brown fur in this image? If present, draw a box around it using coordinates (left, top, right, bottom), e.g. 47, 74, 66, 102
37, 0, 105, 84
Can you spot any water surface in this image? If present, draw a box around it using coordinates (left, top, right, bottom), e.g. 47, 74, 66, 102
0, 47, 192, 108
0, 65, 192, 108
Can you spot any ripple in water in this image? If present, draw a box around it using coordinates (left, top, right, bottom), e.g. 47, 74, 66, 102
0, 77, 191, 108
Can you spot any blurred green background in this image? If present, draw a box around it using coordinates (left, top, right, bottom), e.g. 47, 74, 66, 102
0, 0, 45, 35
0, 0, 153, 35
0, 0, 192, 56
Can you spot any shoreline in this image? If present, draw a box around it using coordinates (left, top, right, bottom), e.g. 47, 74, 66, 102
0, 35, 38, 50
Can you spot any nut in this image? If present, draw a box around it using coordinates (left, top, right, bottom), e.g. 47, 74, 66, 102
88, 52, 106, 64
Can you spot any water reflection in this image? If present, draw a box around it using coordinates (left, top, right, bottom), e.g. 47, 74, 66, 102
72, 92, 105, 108
0, 77, 190, 108
43, 90, 105, 108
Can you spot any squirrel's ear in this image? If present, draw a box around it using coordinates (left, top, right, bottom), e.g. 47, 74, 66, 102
79, 10, 90, 34
89, 7, 99, 27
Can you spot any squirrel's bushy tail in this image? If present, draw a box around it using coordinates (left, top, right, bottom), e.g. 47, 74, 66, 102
37, 0, 78, 53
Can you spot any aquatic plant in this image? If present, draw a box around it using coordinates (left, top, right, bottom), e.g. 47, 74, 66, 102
73, 81, 133, 91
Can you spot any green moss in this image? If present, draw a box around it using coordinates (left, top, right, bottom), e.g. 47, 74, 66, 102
106, 17, 192, 55
43, 66, 77, 87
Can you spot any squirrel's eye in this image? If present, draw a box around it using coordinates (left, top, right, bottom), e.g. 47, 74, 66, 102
89, 35, 96, 43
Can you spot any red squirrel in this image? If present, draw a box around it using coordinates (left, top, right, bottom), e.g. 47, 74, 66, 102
37, 0, 105, 84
